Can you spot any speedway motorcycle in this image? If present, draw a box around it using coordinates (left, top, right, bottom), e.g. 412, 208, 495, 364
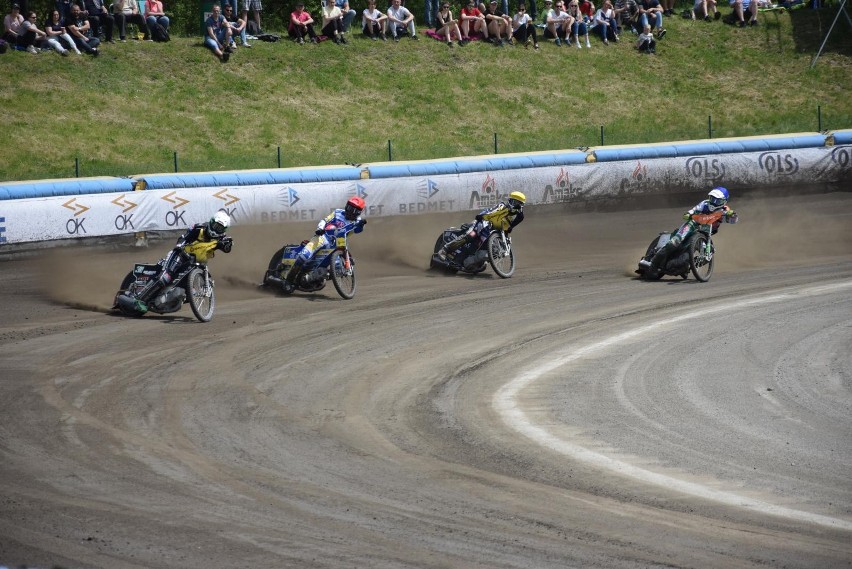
113, 239, 223, 322
635, 212, 720, 282
262, 221, 360, 299
429, 221, 515, 278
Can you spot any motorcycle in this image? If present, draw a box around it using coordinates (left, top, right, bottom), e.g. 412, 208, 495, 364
261, 221, 359, 299
635, 212, 721, 282
429, 221, 515, 278
113, 239, 222, 322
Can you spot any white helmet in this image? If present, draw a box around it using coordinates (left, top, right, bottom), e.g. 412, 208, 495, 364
208, 210, 231, 239
707, 187, 729, 211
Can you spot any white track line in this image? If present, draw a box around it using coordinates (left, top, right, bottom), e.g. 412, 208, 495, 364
493, 280, 852, 531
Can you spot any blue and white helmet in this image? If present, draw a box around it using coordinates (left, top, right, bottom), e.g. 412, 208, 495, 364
707, 187, 729, 211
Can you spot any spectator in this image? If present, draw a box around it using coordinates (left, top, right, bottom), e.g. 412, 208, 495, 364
579, 0, 596, 19
204, 3, 232, 61
144, 0, 169, 40
321, 0, 346, 43
55, 0, 81, 25
362, 0, 387, 39
484, 0, 510, 44
435, 1, 463, 45
613, 0, 638, 32
661, 0, 675, 15
67, 3, 99, 54
545, 0, 570, 45
459, 0, 487, 42
289, 1, 317, 43
3, 4, 24, 44
113, 0, 149, 41
636, 21, 654, 51
512, 2, 540, 48
17, 10, 46, 53
566, 0, 590, 46
593, 0, 618, 43
241, 0, 262, 35
692, 0, 719, 19
387, 0, 417, 41
528, 0, 539, 20
44, 8, 80, 54
333, 0, 356, 32
221, 0, 237, 19
222, 3, 248, 46
84, 0, 113, 42
638, 0, 665, 38
730, 0, 757, 26
424, 0, 438, 27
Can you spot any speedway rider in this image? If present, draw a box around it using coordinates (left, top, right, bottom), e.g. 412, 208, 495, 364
645, 187, 738, 278
438, 191, 526, 262
129, 210, 234, 311
285, 196, 367, 285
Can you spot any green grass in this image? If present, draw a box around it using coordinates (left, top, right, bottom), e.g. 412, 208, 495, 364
1, 4, 850, 182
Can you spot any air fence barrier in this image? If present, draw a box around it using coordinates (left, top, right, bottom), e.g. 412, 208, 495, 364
0, 131, 850, 245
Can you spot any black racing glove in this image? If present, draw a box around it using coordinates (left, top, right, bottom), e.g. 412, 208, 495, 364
217, 236, 233, 253
358, 219, 367, 227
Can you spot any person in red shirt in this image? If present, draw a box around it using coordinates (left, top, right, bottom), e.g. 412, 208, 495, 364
459, 0, 487, 42
288, 1, 317, 43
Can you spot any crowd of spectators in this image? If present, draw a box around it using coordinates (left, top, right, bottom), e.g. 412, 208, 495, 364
2, 0, 764, 59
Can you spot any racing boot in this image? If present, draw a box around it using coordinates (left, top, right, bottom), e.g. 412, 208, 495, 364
283, 259, 304, 293
645, 241, 675, 279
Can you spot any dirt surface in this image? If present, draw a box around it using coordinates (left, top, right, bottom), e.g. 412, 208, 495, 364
1, 190, 851, 569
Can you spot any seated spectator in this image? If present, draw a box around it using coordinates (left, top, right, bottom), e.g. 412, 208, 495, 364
17, 10, 46, 53
636, 22, 655, 51
638, 0, 665, 38
45, 8, 80, 54
545, 0, 571, 45
614, 0, 638, 32
56, 0, 82, 25
362, 0, 387, 39
84, 0, 114, 42
459, 0, 487, 42
387, 0, 417, 41
579, 0, 596, 20
435, 1, 463, 45
3, 4, 24, 44
730, 0, 757, 25
334, 0, 357, 33
484, 0, 510, 44
566, 0, 590, 46
539, 0, 552, 24
692, 0, 720, 19
144, 0, 169, 40
67, 3, 100, 54
113, 0, 148, 41
593, 0, 618, 43
204, 3, 232, 61
512, 3, 539, 48
223, 3, 250, 46
321, 0, 346, 44
289, 1, 317, 43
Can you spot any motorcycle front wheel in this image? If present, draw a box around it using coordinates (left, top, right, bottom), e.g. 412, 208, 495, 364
487, 232, 515, 278
186, 267, 216, 322
330, 250, 356, 300
689, 234, 714, 282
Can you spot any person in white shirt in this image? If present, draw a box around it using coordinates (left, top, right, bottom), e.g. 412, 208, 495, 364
362, 0, 387, 39
511, 3, 539, 48
635, 22, 655, 52
545, 0, 571, 45
387, 0, 417, 41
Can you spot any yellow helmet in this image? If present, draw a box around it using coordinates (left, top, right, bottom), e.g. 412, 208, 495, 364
507, 191, 526, 211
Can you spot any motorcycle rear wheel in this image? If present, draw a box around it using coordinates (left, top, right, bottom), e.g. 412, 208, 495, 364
487, 232, 515, 278
186, 267, 216, 322
115, 271, 145, 316
330, 250, 356, 300
263, 247, 286, 286
689, 234, 714, 282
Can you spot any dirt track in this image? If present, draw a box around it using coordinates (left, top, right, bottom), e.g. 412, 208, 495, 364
1, 190, 851, 569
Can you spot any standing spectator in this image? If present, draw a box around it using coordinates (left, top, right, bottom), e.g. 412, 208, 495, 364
635, 21, 654, 51
661, 0, 675, 15
144, 0, 169, 40
512, 3, 539, 48
84, 0, 113, 42
484, 0, 510, 44
241, 0, 262, 35
3, 4, 24, 44
113, 0, 149, 41
545, 0, 570, 45
638, 0, 665, 38
692, 0, 719, 19
593, 0, 618, 43
224, 3, 250, 46
44, 8, 79, 53
459, 0, 487, 42
387, 0, 417, 41
730, 0, 757, 26
67, 3, 99, 54
362, 0, 387, 39
566, 0, 590, 46
333, 0, 356, 32
289, 1, 317, 43
17, 10, 46, 53
321, 0, 346, 43
435, 1, 463, 45
204, 3, 232, 61
424, 0, 438, 28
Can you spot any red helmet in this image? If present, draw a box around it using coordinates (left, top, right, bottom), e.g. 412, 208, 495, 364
344, 196, 365, 220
